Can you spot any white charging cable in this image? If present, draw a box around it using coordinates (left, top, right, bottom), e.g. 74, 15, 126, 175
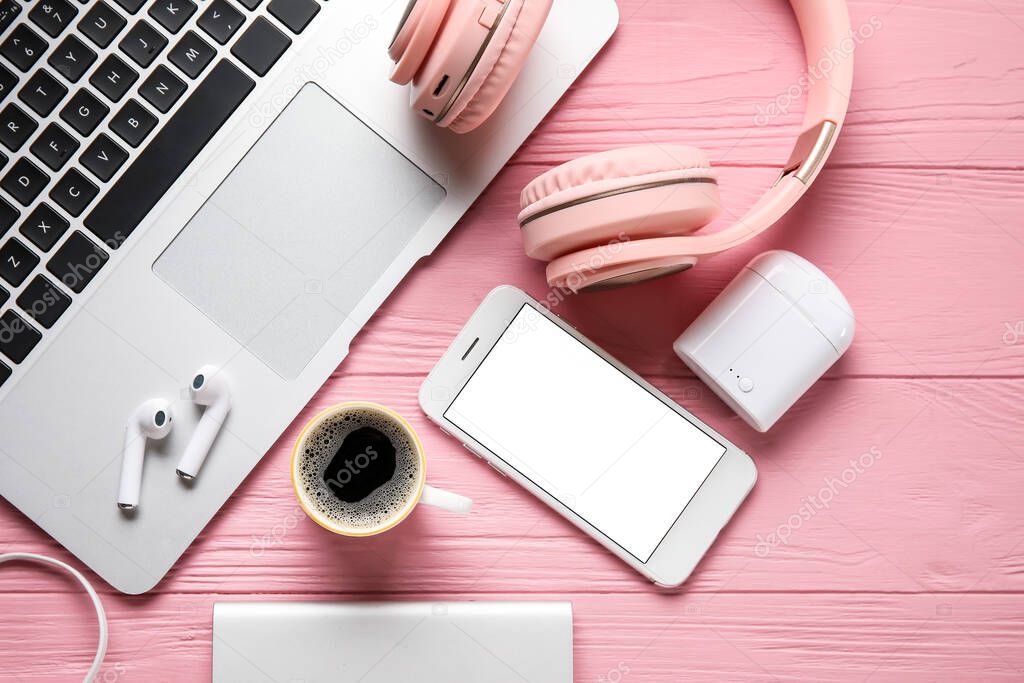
0, 552, 108, 682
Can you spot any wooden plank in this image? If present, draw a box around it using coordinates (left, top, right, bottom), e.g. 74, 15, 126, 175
2, 592, 1022, 681
517, 0, 1024, 169
3, 378, 1022, 595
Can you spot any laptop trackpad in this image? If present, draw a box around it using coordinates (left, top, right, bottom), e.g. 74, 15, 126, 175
154, 83, 445, 378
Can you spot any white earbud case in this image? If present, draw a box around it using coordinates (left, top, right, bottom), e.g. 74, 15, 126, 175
674, 251, 855, 432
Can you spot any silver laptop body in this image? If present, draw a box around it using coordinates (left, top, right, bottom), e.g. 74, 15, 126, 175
0, 0, 619, 593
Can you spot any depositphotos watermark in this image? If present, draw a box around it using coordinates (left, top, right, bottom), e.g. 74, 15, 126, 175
498, 233, 632, 345
541, 232, 631, 311
0, 227, 124, 347
754, 16, 883, 126
247, 14, 380, 127
250, 505, 304, 557
754, 446, 882, 558
1003, 320, 1024, 346
597, 662, 631, 683
96, 663, 127, 683
323, 445, 379, 492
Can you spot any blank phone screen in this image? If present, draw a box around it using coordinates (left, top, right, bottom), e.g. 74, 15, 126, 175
444, 304, 726, 562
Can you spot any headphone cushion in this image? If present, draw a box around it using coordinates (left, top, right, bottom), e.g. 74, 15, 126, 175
442, 0, 553, 133
518, 145, 722, 261
520, 144, 715, 214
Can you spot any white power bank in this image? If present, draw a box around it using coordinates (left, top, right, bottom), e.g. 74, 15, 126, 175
213, 601, 573, 682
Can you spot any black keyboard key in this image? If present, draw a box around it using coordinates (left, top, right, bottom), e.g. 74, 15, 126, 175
231, 17, 290, 77
18, 275, 71, 328
237, 0, 261, 9
0, 237, 39, 286
30, 122, 79, 171
2, 158, 49, 205
149, 0, 197, 34
198, 0, 244, 44
0, 1, 22, 35
0, 309, 41, 364
0, 196, 17, 233
119, 19, 167, 67
0, 358, 9, 386
47, 230, 106, 291
81, 133, 127, 181
0, 104, 39, 151
60, 89, 108, 135
89, 54, 138, 102
1, 24, 48, 72
168, 30, 214, 79
49, 168, 97, 216
85, 60, 254, 247
268, 0, 318, 34
138, 65, 185, 113
113, 0, 147, 14
79, 1, 127, 48
48, 35, 97, 83
0, 63, 17, 100
18, 69, 68, 116
20, 202, 68, 250
29, 0, 79, 38
109, 98, 156, 146
0, 283, 5, 306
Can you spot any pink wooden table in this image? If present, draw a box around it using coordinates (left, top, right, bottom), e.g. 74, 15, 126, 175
3, 0, 1024, 680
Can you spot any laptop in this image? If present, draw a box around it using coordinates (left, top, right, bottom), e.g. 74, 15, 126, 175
213, 601, 573, 682
0, 0, 619, 593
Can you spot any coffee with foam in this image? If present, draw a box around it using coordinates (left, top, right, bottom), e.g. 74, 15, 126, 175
295, 407, 422, 532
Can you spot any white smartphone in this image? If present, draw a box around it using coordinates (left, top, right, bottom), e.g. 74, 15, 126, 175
420, 286, 757, 587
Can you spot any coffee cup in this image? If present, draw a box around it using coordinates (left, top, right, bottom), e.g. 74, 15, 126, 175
292, 402, 471, 536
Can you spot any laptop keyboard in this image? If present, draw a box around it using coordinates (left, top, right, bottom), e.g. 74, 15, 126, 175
0, 0, 321, 386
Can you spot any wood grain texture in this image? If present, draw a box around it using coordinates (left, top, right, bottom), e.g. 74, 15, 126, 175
4, 592, 1024, 682
2, 0, 1023, 680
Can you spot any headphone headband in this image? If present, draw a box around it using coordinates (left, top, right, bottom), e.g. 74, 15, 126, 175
686, 0, 854, 254
543, 0, 854, 285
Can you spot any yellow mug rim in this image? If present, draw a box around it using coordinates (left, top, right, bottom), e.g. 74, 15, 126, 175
290, 402, 428, 538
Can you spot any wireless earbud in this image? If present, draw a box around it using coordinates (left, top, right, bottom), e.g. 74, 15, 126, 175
117, 399, 173, 511
176, 365, 231, 481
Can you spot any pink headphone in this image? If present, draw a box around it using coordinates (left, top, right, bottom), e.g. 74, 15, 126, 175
389, 0, 854, 292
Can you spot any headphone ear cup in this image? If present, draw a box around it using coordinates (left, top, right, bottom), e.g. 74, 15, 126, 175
389, 0, 452, 85
385, 0, 450, 84
518, 145, 723, 261
441, 0, 553, 133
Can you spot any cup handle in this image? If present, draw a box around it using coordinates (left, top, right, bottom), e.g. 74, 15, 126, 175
419, 485, 472, 515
